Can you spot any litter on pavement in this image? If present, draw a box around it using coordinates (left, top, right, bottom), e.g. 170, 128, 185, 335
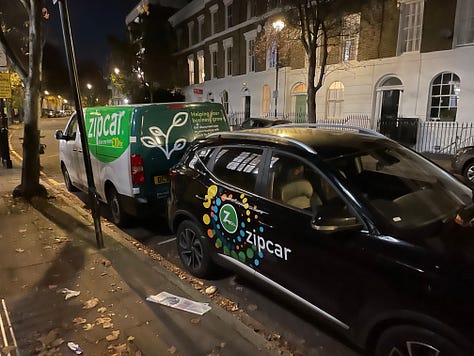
146, 291, 211, 315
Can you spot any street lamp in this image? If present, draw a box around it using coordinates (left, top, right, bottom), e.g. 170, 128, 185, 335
272, 19, 285, 117
114, 67, 120, 75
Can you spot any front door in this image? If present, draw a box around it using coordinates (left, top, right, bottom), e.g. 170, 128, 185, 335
294, 95, 307, 122
380, 90, 400, 120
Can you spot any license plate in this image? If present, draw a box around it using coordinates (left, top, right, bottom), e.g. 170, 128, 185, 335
154, 175, 170, 185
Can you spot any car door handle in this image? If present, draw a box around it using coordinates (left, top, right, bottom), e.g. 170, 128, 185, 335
72, 148, 77, 151
195, 194, 206, 201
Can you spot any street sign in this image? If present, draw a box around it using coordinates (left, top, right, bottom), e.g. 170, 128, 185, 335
0, 73, 11, 99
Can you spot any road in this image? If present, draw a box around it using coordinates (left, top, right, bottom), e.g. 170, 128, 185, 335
9, 117, 361, 356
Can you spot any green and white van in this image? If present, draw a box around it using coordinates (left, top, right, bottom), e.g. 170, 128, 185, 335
55, 102, 229, 225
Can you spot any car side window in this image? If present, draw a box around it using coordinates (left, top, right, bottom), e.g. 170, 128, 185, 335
268, 152, 350, 217
65, 115, 78, 139
211, 147, 263, 193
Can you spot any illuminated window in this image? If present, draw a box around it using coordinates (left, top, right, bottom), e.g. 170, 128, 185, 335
429, 72, 460, 121
326, 81, 344, 119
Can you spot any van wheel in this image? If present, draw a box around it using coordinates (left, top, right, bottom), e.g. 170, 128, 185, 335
106, 186, 130, 227
61, 165, 78, 192
176, 220, 213, 278
374, 325, 465, 356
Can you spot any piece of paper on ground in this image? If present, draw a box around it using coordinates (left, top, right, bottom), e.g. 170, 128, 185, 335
146, 291, 211, 315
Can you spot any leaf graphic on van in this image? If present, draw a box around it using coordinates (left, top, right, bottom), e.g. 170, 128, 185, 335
141, 136, 161, 148
149, 126, 166, 137
170, 139, 187, 155
172, 112, 188, 127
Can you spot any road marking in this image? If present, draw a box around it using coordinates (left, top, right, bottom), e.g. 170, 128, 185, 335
156, 237, 176, 245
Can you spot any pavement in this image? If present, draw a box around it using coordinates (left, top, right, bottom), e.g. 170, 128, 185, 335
0, 161, 283, 355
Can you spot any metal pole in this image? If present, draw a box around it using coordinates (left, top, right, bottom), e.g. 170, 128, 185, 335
53, 0, 104, 248
274, 63, 279, 118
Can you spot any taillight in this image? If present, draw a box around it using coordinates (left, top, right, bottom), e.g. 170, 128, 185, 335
169, 169, 178, 178
131, 154, 145, 184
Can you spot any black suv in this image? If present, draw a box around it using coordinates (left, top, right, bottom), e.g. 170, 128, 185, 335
168, 125, 474, 356
452, 146, 474, 185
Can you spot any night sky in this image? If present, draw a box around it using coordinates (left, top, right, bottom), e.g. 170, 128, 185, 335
46, 0, 137, 69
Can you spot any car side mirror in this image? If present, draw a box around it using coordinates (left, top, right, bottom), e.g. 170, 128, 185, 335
55, 130, 64, 140
311, 215, 362, 233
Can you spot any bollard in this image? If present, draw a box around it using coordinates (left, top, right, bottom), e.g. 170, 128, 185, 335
0, 127, 12, 169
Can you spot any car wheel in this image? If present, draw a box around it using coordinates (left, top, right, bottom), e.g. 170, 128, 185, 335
375, 325, 465, 356
176, 220, 213, 278
463, 161, 474, 184
61, 165, 78, 192
106, 186, 130, 227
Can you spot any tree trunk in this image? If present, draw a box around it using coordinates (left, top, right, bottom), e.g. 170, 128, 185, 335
307, 57, 317, 123
13, 0, 47, 199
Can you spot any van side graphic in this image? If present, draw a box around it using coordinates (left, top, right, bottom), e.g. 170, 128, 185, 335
140, 112, 189, 160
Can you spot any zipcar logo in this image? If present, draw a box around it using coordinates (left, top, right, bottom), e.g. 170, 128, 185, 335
219, 204, 238, 234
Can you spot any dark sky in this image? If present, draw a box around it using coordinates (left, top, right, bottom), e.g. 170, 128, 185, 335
46, 0, 137, 69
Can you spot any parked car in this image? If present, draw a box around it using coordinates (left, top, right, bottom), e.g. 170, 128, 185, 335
55, 102, 229, 226
239, 117, 291, 129
168, 125, 474, 356
452, 146, 474, 185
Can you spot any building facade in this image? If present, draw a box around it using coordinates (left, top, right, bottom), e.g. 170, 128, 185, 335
168, 0, 474, 128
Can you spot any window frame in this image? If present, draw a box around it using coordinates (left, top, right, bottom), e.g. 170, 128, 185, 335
326, 81, 345, 120
210, 4, 219, 35
224, 0, 233, 29
209, 43, 218, 79
454, 0, 474, 46
187, 54, 195, 85
397, 0, 425, 54
197, 50, 205, 84
223, 37, 233, 77
341, 13, 361, 62
428, 72, 461, 122
244, 30, 257, 74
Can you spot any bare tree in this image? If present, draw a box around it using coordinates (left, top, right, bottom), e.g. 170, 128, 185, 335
0, 0, 47, 199
258, 0, 372, 123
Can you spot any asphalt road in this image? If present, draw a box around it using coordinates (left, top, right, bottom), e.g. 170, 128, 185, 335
9, 117, 361, 356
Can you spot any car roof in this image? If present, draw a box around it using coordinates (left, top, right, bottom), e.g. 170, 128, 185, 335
209, 125, 387, 159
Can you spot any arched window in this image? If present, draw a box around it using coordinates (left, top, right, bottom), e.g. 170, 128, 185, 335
326, 81, 344, 119
261, 85, 271, 115
429, 72, 460, 121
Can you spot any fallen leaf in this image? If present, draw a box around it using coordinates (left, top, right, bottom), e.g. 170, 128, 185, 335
127, 336, 135, 342
58, 288, 81, 300
72, 317, 87, 325
102, 259, 112, 267
168, 345, 177, 354
37, 329, 59, 346
15, 248, 25, 253
190, 318, 201, 325
83, 323, 94, 331
51, 337, 64, 347
48, 284, 57, 290
83, 297, 99, 309
97, 306, 107, 313
106, 330, 120, 341
205, 286, 217, 295
19, 229, 27, 233
109, 343, 128, 354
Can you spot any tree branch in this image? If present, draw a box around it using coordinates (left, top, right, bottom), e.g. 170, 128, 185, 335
0, 30, 27, 81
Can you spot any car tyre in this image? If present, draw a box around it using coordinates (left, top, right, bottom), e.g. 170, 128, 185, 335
61, 164, 78, 192
176, 220, 213, 278
463, 160, 474, 184
106, 186, 130, 227
374, 325, 465, 356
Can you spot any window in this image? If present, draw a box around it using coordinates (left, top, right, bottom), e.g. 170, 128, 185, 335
223, 38, 233, 77
210, 43, 218, 79
429, 72, 460, 121
212, 147, 263, 193
398, 0, 424, 54
247, 0, 256, 20
187, 21, 194, 47
245, 30, 257, 73
197, 15, 205, 43
224, 0, 233, 29
197, 51, 205, 84
341, 13, 361, 61
187, 55, 195, 85
268, 152, 348, 213
326, 81, 344, 119
221, 90, 229, 114
454, 0, 474, 45
210, 4, 219, 35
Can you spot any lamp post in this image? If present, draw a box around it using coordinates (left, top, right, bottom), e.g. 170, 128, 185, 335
272, 19, 285, 118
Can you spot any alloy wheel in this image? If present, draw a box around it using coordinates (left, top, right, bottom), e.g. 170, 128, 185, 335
178, 228, 204, 271
387, 341, 440, 356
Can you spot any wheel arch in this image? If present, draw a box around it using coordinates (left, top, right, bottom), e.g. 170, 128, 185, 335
361, 310, 470, 355
172, 210, 202, 233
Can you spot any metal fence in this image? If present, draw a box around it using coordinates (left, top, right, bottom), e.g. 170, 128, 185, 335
227, 111, 474, 154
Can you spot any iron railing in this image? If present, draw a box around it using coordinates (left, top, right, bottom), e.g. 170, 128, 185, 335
227, 111, 474, 154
